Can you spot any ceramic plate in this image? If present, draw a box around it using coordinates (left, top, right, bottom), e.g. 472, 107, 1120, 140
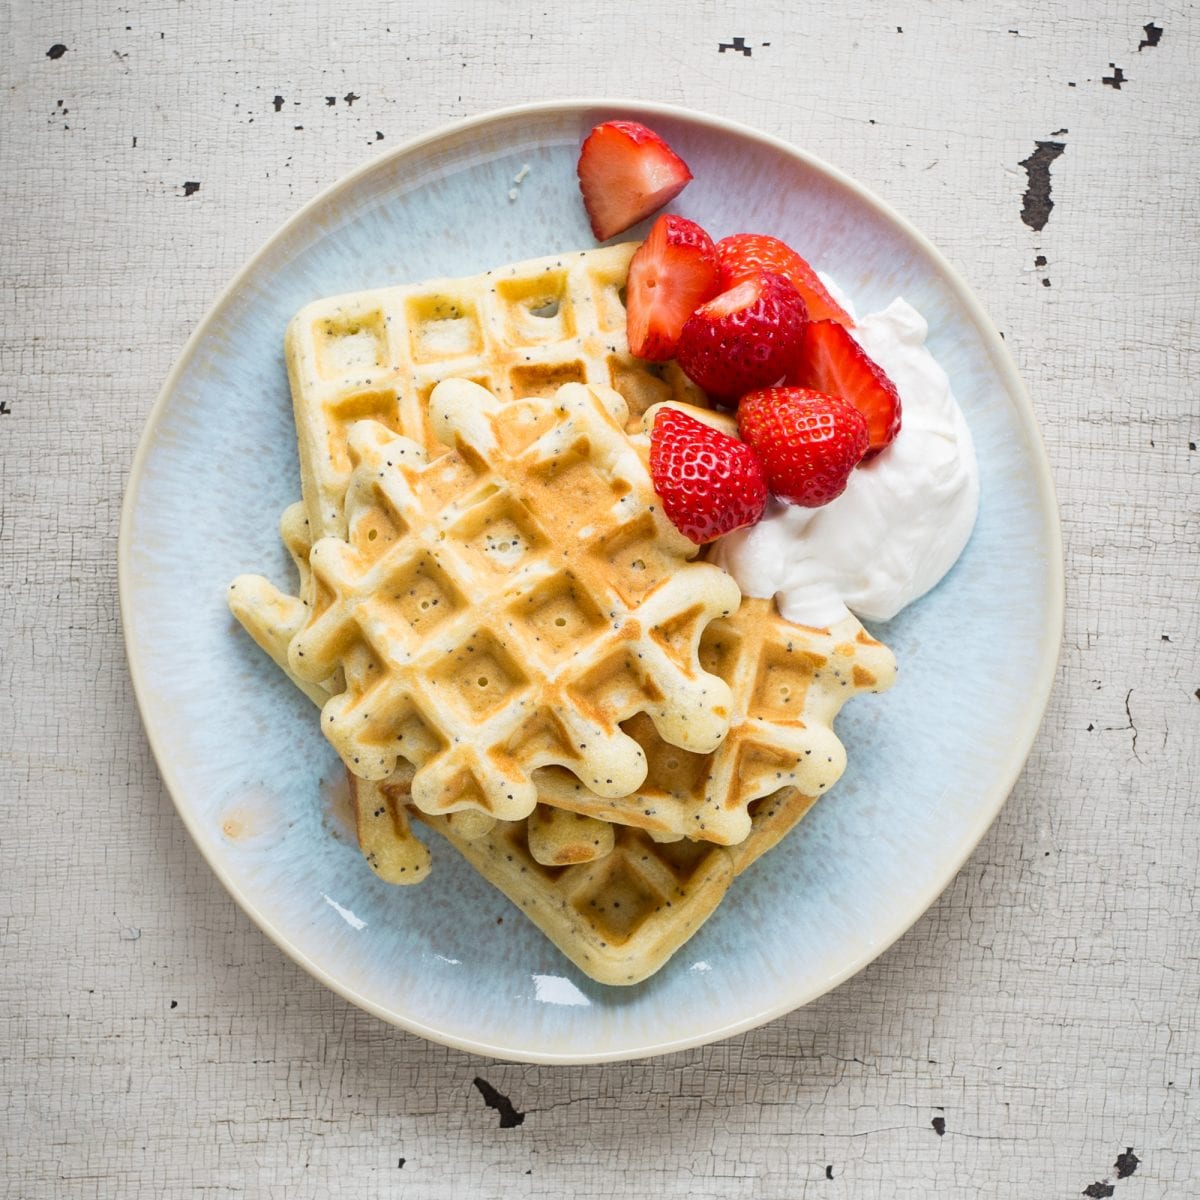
119, 100, 1062, 1063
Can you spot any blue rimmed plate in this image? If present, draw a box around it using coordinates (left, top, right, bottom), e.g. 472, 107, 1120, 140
119, 100, 1062, 1063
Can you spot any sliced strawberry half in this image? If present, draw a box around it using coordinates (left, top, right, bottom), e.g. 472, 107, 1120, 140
787, 319, 901, 455
577, 120, 693, 242
625, 214, 720, 361
716, 233, 855, 326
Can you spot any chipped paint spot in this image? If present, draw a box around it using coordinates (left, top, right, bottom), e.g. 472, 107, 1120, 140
1115, 1148, 1139, 1178
46, 44, 67, 59
1018, 141, 1066, 231
1102, 64, 1127, 88
1138, 23, 1162, 50
473, 1077, 525, 1128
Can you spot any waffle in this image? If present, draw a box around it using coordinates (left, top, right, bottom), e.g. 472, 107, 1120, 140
285, 243, 704, 541
415, 804, 734, 985
408, 772, 835, 986
516, 402, 896, 846
232, 508, 892, 983
532, 596, 896, 845
282, 379, 741, 822
234, 407, 894, 849
406, 602, 895, 982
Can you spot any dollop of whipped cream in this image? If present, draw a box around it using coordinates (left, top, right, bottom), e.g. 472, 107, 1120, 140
709, 286, 979, 627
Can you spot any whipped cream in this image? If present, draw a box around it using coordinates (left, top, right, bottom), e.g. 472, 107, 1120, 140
710, 287, 979, 627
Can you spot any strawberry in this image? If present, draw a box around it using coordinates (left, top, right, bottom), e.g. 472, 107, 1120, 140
787, 319, 902, 455
649, 406, 768, 543
625, 214, 720, 361
715, 233, 855, 327
737, 387, 869, 507
674, 272, 808, 400
577, 120, 693, 242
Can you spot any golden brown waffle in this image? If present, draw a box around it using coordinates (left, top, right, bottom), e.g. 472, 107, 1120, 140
532, 597, 896, 845
402, 606, 895, 982
285, 243, 704, 541
413, 805, 734, 986
283, 379, 741, 821
231, 494, 894, 978
407, 772, 843, 986
232, 510, 631, 883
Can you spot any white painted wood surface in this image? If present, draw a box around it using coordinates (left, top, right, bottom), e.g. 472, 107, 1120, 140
3, 2, 1197, 1195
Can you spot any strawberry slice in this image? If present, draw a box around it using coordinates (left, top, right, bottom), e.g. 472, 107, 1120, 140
577, 120, 693, 242
716, 233, 855, 327
787, 319, 901, 455
625, 214, 720, 361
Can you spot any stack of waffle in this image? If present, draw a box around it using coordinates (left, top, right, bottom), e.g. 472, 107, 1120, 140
229, 244, 895, 985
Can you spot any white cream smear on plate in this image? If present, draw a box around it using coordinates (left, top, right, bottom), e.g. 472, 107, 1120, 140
709, 280, 980, 627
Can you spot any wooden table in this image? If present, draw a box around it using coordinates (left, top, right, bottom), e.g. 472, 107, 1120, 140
4, 3, 1196, 1195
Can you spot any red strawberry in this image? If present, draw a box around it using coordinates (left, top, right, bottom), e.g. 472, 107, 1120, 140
625, 214, 720, 361
675, 272, 808, 400
649, 407, 768, 543
737, 387, 869, 507
787, 320, 902, 455
715, 233, 855, 327
577, 120, 693, 242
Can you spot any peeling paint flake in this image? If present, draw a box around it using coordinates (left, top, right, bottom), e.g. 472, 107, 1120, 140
1115, 1148, 1139, 1178
718, 37, 752, 56
472, 1077, 525, 1128
1138, 22, 1162, 50
1018, 140, 1066, 231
